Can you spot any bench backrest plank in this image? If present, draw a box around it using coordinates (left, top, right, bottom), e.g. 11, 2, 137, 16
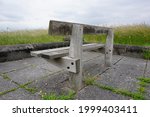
49, 20, 112, 35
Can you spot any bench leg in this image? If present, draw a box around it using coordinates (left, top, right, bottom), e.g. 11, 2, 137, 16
105, 29, 114, 67
69, 24, 83, 91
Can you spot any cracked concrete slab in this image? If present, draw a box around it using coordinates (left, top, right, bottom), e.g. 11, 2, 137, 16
0, 88, 41, 100
0, 76, 18, 92
77, 85, 130, 100
96, 57, 146, 92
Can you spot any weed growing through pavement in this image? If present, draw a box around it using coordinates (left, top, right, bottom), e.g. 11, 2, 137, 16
42, 90, 76, 100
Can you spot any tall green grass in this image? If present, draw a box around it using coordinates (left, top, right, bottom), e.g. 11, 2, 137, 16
84, 24, 150, 46
84, 34, 106, 43
0, 24, 150, 46
0, 29, 64, 45
114, 24, 150, 46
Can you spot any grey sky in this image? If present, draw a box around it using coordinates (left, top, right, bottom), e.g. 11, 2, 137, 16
0, 0, 150, 30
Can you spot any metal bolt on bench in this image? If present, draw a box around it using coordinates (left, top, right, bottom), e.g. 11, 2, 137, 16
31, 20, 114, 91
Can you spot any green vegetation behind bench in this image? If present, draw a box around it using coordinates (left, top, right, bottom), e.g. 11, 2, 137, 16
0, 24, 150, 46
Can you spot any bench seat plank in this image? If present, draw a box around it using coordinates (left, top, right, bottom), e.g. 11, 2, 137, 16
31, 43, 104, 59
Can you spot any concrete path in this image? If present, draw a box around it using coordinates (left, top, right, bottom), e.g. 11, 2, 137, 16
0, 51, 149, 100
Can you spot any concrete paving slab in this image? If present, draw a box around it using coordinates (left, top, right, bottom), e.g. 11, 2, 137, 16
0, 51, 148, 100
96, 57, 146, 92
77, 85, 130, 100
21, 57, 62, 72
83, 55, 105, 77
0, 60, 31, 74
82, 51, 103, 62
28, 71, 69, 93
0, 76, 18, 92
6, 66, 52, 84
0, 88, 41, 100
83, 55, 123, 77
120, 56, 146, 66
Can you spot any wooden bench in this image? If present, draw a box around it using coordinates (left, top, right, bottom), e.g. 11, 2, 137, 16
31, 20, 114, 91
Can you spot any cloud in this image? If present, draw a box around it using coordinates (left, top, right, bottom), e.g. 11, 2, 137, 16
0, 0, 150, 30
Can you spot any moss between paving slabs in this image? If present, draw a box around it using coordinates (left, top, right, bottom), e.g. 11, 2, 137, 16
42, 90, 76, 100
0, 73, 18, 96
1, 73, 37, 93
0, 72, 149, 99
19, 82, 38, 94
0, 88, 18, 96
0, 82, 37, 97
84, 77, 150, 100
138, 77, 150, 83
94, 83, 144, 100
0, 73, 11, 80
138, 78, 150, 95
0, 73, 37, 96
42, 77, 150, 100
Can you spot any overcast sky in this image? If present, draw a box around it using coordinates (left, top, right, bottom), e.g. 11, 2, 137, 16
0, 0, 150, 31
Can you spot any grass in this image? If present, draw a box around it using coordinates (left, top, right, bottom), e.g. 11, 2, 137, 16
0, 74, 37, 95
0, 84, 37, 96
84, 34, 106, 43
84, 24, 150, 46
138, 81, 148, 87
0, 29, 64, 45
0, 88, 18, 96
138, 77, 150, 84
114, 24, 150, 46
94, 82, 144, 100
0, 73, 11, 80
143, 50, 150, 60
0, 24, 150, 46
19, 84, 37, 94
138, 87, 146, 94
83, 77, 147, 100
42, 91, 76, 100
83, 76, 96, 85
137, 77, 150, 96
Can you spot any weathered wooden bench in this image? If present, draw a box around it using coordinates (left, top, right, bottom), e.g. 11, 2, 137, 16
31, 20, 114, 91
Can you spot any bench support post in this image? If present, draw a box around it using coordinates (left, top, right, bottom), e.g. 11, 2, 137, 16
105, 29, 114, 67
69, 24, 83, 91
